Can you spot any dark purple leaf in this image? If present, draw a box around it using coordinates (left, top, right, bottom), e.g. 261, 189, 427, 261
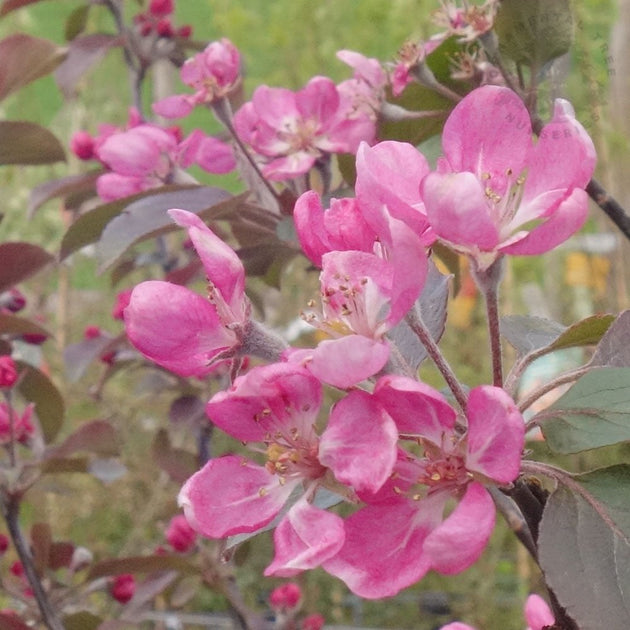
0, 33, 65, 100
29, 171, 100, 216
86, 554, 196, 580
16, 361, 64, 443
55, 33, 122, 98
169, 395, 206, 425
152, 429, 198, 483
49, 541, 75, 570
539, 465, 630, 629
96, 186, 237, 272
0, 612, 31, 630
30, 522, 51, 575
0, 312, 51, 337
590, 310, 630, 367
45, 420, 120, 459
0, 121, 65, 165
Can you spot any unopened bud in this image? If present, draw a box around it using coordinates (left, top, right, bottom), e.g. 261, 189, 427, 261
0, 356, 17, 388
269, 583, 302, 611
110, 574, 135, 603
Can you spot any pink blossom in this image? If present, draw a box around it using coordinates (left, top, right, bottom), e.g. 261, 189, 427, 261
233, 76, 374, 181
179, 363, 398, 576
112, 289, 133, 321
0, 402, 35, 445
336, 50, 386, 123
124, 209, 249, 377
269, 582, 302, 610
322, 378, 524, 598
432, 0, 497, 43
390, 36, 445, 97
95, 124, 234, 202
153, 39, 241, 118
421, 86, 596, 270
165, 514, 197, 552
291, 195, 428, 387
0, 356, 17, 388
70, 130, 95, 160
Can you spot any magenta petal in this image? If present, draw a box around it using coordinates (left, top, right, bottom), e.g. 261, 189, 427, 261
252, 85, 300, 129
285, 336, 390, 388
524, 594, 555, 630
168, 209, 245, 316
374, 375, 456, 441
440, 624, 478, 630
465, 386, 525, 484
423, 483, 495, 575
442, 86, 531, 195
319, 389, 397, 494
264, 499, 345, 577
125, 281, 236, 377
500, 188, 589, 257
296, 76, 339, 124
422, 172, 499, 249
179, 455, 300, 537
153, 95, 195, 119
206, 363, 322, 443
293, 191, 331, 267
323, 496, 443, 599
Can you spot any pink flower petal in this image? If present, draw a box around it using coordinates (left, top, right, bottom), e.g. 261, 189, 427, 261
374, 375, 456, 442
441, 85, 531, 196
168, 209, 246, 318
465, 386, 524, 484
323, 495, 444, 598
206, 363, 322, 443
296, 76, 339, 125
264, 499, 345, 577
500, 188, 589, 257
422, 172, 500, 250
319, 389, 398, 494
152, 94, 195, 119
423, 482, 495, 574
125, 280, 236, 377
524, 594, 555, 630
179, 455, 300, 537
284, 336, 390, 388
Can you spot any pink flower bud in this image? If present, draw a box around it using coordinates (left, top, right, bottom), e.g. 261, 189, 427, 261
165, 515, 197, 553
301, 614, 325, 630
84, 325, 102, 339
269, 583, 302, 610
156, 17, 174, 37
21, 333, 48, 345
177, 24, 192, 38
0, 356, 17, 388
110, 574, 135, 603
70, 131, 96, 160
0, 533, 9, 555
149, 0, 173, 17
10, 561, 24, 577
112, 289, 133, 321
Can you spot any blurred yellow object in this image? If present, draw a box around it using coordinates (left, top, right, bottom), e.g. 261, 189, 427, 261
564, 251, 590, 287
449, 294, 476, 329
591, 255, 611, 297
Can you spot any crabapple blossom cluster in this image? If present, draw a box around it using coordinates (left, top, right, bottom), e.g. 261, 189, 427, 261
133, 0, 192, 39
123, 76, 595, 598
71, 108, 234, 202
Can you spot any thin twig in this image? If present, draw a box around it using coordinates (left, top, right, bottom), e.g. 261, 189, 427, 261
0, 494, 66, 630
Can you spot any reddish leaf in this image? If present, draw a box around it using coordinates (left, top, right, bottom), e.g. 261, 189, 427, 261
97, 187, 239, 272
0, 121, 66, 165
16, 361, 64, 443
41, 457, 89, 474
45, 420, 120, 459
55, 33, 122, 98
29, 171, 100, 216
59, 185, 229, 262
49, 541, 75, 570
86, 555, 196, 580
0, 312, 51, 337
30, 522, 52, 576
0, 242, 54, 293
152, 429, 198, 483
0, 33, 65, 100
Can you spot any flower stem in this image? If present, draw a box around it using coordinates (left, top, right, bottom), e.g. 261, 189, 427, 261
471, 257, 505, 387
405, 307, 468, 410
0, 494, 66, 630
